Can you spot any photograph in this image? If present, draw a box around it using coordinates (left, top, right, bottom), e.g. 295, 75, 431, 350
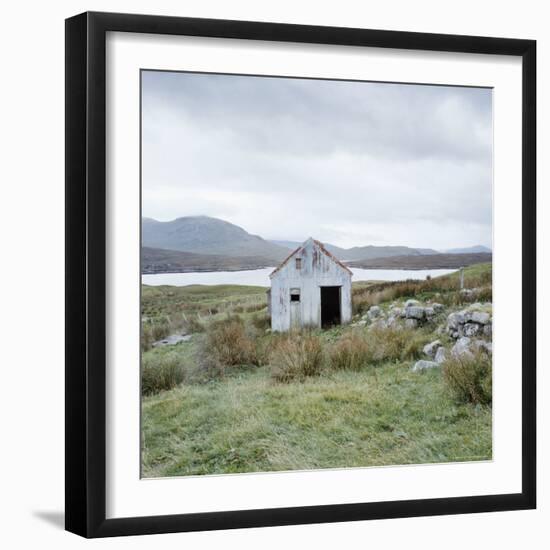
140, 69, 494, 478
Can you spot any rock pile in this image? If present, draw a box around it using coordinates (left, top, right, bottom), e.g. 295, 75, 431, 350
411, 359, 439, 372
355, 300, 446, 330
351, 299, 493, 374
411, 303, 493, 372
446, 304, 492, 339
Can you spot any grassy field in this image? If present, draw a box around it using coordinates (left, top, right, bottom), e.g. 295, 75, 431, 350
141, 264, 492, 478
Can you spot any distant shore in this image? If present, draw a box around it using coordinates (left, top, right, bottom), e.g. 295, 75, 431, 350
348, 252, 492, 271
142, 252, 491, 276
142, 265, 273, 275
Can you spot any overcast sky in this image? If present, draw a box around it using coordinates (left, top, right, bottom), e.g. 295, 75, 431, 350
142, 70, 492, 250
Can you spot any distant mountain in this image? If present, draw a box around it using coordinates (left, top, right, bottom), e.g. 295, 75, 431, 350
142, 216, 289, 262
142, 216, 490, 275
269, 239, 439, 261
442, 245, 492, 255
269, 240, 303, 250
327, 244, 425, 261
142, 246, 276, 274
415, 248, 441, 256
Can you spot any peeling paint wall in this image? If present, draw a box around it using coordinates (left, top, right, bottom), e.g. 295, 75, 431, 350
270, 239, 352, 332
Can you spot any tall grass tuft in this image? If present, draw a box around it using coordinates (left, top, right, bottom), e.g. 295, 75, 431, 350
365, 326, 428, 364
270, 333, 324, 382
327, 327, 428, 371
251, 312, 271, 331
329, 331, 371, 371
142, 352, 185, 395
204, 317, 262, 368
443, 351, 492, 405
184, 315, 205, 334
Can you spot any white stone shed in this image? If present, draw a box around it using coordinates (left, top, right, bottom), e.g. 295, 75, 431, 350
268, 238, 353, 332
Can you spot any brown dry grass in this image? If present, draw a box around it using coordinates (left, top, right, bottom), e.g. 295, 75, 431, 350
329, 331, 371, 371
204, 317, 263, 368
270, 334, 324, 382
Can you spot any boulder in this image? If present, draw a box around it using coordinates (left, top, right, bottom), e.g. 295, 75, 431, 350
463, 322, 481, 337
367, 305, 382, 320
405, 306, 426, 320
465, 310, 491, 325
423, 339, 442, 358
432, 303, 444, 313
424, 307, 435, 318
483, 323, 492, 338
472, 340, 493, 355
411, 360, 440, 373
434, 347, 447, 364
451, 337, 473, 359
447, 311, 466, 330
369, 318, 388, 330
386, 315, 398, 327
404, 319, 418, 329
404, 299, 420, 308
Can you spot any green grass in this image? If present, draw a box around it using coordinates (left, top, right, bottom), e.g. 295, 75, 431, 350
141, 284, 269, 350
142, 362, 491, 477
142, 284, 268, 320
141, 263, 493, 477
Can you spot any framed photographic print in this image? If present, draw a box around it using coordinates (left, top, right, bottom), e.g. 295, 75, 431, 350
65, 11, 536, 538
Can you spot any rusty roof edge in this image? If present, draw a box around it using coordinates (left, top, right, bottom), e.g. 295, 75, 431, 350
269, 245, 304, 278
269, 239, 353, 278
313, 239, 353, 275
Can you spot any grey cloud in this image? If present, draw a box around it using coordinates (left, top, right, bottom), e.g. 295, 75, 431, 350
141, 70, 492, 249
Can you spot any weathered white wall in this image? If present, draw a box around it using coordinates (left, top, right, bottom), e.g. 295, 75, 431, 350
270, 239, 352, 331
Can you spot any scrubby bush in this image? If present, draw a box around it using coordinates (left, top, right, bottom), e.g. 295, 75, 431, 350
329, 331, 371, 371
476, 286, 493, 302
251, 312, 271, 331
326, 326, 428, 370
204, 317, 262, 368
141, 327, 153, 352
443, 351, 492, 405
141, 352, 185, 395
364, 326, 428, 364
141, 319, 171, 352
437, 285, 493, 308
184, 315, 205, 334
270, 334, 324, 382
151, 319, 171, 340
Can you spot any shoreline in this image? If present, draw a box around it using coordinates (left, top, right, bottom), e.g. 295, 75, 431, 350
142, 265, 275, 275
141, 265, 462, 276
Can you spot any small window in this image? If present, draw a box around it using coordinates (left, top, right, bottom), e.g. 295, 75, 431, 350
290, 288, 301, 302
295, 258, 302, 269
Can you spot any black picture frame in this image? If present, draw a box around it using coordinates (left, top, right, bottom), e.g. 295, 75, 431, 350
65, 11, 536, 538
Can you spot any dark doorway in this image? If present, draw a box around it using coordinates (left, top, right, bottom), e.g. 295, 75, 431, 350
320, 286, 341, 327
